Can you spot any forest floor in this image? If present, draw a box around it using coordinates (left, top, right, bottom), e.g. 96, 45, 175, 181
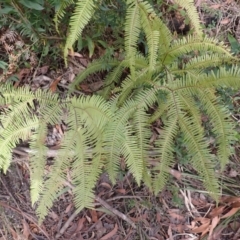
1, 0, 240, 239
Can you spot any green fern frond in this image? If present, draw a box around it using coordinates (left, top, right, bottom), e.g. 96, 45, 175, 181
124, 2, 141, 57
101, 62, 126, 99
0, 116, 39, 173
179, 114, 219, 199
153, 112, 178, 193
53, 0, 74, 32
29, 124, 48, 204
69, 58, 119, 92
139, 2, 159, 70
197, 89, 235, 168
173, 0, 202, 36
164, 36, 233, 63
64, 0, 97, 59
170, 54, 236, 76
197, 66, 240, 89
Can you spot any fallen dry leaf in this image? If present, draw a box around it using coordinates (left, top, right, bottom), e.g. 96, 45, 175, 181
220, 18, 230, 25
100, 223, 118, 240
221, 196, 240, 204
208, 206, 226, 218
170, 169, 182, 180
221, 207, 240, 219
210, 4, 221, 9
65, 203, 72, 214
9, 227, 18, 240
208, 216, 220, 238
75, 218, 86, 232
50, 76, 61, 92
22, 220, 30, 239
90, 209, 98, 223
116, 188, 126, 194
191, 221, 210, 234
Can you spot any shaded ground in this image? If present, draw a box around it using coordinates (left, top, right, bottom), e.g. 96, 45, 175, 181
1, 0, 240, 239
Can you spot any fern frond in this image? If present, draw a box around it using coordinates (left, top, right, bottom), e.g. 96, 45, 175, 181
170, 54, 236, 76
0, 116, 39, 173
139, 2, 159, 70
153, 110, 178, 193
64, 0, 97, 59
37, 94, 111, 221
130, 107, 150, 184
30, 101, 62, 204
29, 124, 48, 204
124, 2, 141, 57
179, 114, 219, 199
53, 0, 74, 32
104, 99, 141, 182
197, 66, 240, 89
173, 0, 202, 36
101, 62, 126, 99
164, 36, 233, 63
36, 144, 73, 221
197, 89, 235, 168
69, 58, 119, 92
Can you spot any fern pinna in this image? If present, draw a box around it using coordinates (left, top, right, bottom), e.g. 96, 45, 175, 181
0, 0, 239, 222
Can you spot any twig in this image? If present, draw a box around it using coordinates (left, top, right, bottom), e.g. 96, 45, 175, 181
95, 195, 136, 229
55, 209, 79, 239
13, 146, 160, 159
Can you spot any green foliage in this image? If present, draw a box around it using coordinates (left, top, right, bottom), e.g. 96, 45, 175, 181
71, 0, 240, 199
0, 0, 240, 223
0, 0, 56, 42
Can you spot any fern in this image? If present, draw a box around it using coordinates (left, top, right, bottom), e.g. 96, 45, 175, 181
64, 0, 97, 59
69, 0, 240, 200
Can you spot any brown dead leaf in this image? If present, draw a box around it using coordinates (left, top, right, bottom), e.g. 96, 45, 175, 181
86, 214, 92, 223
194, 217, 211, 225
208, 216, 220, 238
99, 182, 112, 189
210, 4, 221, 9
170, 223, 184, 233
191, 222, 210, 234
220, 18, 230, 25
168, 209, 184, 222
100, 223, 118, 240
232, 202, 240, 208
22, 221, 30, 239
156, 212, 161, 222
90, 209, 98, 223
75, 218, 86, 232
17, 68, 31, 81
9, 227, 18, 240
73, 52, 84, 58
14, 68, 31, 87
221, 196, 240, 204
50, 76, 61, 93
65, 203, 72, 214
221, 207, 240, 219
150, 132, 158, 143
167, 225, 173, 239
170, 169, 181, 180
208, 206, 226, 218
116, 188, 126, 194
